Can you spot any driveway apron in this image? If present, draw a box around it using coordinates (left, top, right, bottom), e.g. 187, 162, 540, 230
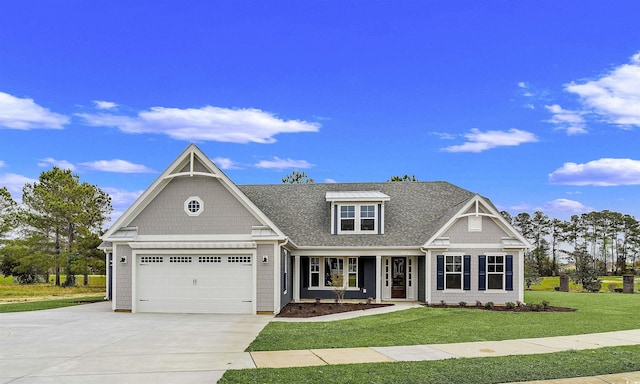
0, 302, 271, 384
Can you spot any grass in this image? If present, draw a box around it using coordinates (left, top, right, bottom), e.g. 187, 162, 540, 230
220, 345, 640, 384
247, 291, 640, 351
0, 275, 106, 300
0, 295, 106, 313
529, 275, 640, 292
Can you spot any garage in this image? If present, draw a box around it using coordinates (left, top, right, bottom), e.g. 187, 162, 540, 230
135, 254, 254, 314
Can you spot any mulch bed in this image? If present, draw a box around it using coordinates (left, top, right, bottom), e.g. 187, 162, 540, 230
277, 301, 576, 317
427, 304, 576, 312
277, 302, 393, 318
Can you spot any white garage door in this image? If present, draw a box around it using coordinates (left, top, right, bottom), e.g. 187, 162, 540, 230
136, 255, 253, 314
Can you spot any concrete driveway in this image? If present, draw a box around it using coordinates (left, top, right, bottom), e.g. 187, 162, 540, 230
0, 301, 271, 383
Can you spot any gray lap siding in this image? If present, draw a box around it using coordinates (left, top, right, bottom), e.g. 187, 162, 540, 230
430, 248, 521, 305
114, 244, 132, 311
256, 243, 275, 312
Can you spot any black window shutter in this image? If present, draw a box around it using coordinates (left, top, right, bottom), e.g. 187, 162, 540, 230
333, 205, 338, 234
505, 255, 514, 291
463, 255, 471, 290
478, 255, 486, 290
436, 255, 444, 290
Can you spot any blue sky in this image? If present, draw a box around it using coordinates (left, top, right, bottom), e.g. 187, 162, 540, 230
1, 1, 640, 224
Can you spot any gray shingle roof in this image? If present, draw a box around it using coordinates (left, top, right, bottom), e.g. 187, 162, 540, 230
238, 182, 476, 247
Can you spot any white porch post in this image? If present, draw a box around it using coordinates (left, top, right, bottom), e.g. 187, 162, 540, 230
293, 255, 300, 303
375, 255, 382, 303
425, 251, 431, 304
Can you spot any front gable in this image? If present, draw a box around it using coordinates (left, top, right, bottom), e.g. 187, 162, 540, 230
103, 144, 285, 241
423, 195, 530, 249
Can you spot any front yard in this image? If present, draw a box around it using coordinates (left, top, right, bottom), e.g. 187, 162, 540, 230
222, 291, 640, 383
248, 291, 640, 351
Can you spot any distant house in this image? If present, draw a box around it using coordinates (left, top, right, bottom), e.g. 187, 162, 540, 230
100, 144, 530, 314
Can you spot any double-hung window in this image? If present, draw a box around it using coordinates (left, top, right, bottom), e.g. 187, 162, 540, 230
310, 257, 320, 287
487, 255, 504, 289
340, 206, 355, 231
338, 204, 377, 233
348, 257, 358, 287
445, 255, 462, 289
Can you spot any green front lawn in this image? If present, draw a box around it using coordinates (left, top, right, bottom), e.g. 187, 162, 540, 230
220, 345, 640, 384
0, 296, 105, 313
248, 291, 640, 351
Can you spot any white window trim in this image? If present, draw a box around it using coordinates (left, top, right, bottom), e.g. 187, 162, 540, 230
486, 254, 505, 290
444, 253, 464, 291
184, 196, 204, 216
336, 203, 379, 234
308, 256, 360, 290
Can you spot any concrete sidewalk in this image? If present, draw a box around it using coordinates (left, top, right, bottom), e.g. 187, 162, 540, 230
250, 329, 640, 368
252, 303, 640, 382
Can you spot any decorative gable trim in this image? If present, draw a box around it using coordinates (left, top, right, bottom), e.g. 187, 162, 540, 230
422, 194, 531, 249
103, 144, 286, 241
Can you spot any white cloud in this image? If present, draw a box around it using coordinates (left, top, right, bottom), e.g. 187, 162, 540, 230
542, 198, 592, 214
254, 157, 315, 170
94, 100, 118, 110
518, 82, 527, 88
77, 106, 320, 144
102, 187, 143, 206
37, 157, 77, 171
429, 131, 456, 140
324, 178, 338, 183
0, 91, 69, 130
524, 103, 535, 110
565, 51, 640, 128
549, 158, 640, 186
442, 128, 538, 153
212, 157, 241, 170
80, 159, 155, 173
0, 161, 5, 168
0, 173, 37, 201
545, 104, 587, 135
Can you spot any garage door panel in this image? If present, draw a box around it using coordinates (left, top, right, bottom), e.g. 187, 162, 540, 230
136, 254, 253, 314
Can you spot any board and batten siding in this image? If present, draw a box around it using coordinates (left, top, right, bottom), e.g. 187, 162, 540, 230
129, 176, 261, 236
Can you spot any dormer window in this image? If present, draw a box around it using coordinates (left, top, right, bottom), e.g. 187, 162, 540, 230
326, 191, 390, 235
339, 204, 377, 233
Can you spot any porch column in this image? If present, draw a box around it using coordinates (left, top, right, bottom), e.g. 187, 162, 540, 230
293, 255, 300, 303
375, 255, 382, 303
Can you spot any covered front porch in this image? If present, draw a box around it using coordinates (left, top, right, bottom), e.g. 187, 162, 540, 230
291, 253, 424, 303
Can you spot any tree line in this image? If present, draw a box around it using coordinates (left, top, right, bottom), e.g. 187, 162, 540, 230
502, 210, 640, 290
0, 168, 112, 285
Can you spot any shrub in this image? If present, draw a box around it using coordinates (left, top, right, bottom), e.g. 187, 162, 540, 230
458, 301, 467, 308
440, 300, 446, 306
484, 301, 494, 309
528, 302, 543, 312
541, 300, 550, 308
607, 283, 618, 293
505, 301, 516, 309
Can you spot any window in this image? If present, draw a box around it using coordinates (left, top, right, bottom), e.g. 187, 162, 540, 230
360, 205, 375, 231
282, 249, 288, 293
337, 204, 378, 233
348, 257, 358, 287
184, 196, 204, 216
445, 255, 462, 289
308, 256, 358, 289
325, 257, 344, 285
340, 206, 355, 231
487, 255, 504, 289
310, 257, 320, 287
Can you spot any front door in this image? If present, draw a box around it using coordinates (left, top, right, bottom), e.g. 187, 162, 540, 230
391, 257, 406, 299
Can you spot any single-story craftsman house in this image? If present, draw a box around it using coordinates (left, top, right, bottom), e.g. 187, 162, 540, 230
100, 144, 530, 314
